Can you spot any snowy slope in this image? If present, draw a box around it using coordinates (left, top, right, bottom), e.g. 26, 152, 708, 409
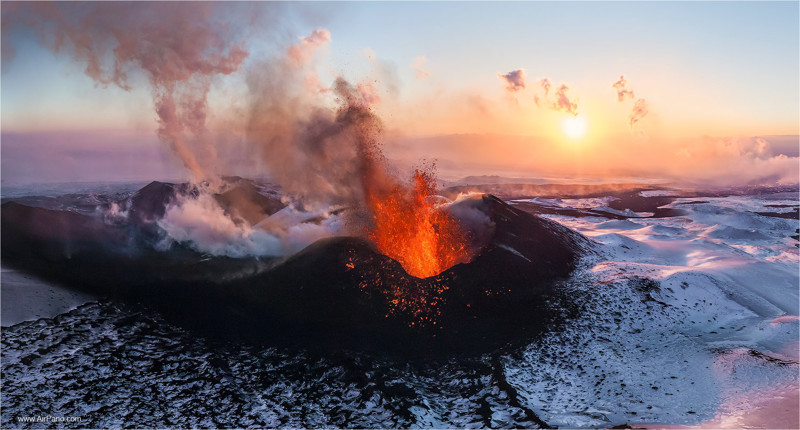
505, 192, 798, 427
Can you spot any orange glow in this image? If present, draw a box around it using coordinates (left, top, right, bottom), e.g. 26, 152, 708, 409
365, 168, 471, 279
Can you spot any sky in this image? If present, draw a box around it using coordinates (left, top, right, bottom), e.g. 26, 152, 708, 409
1, 1, 798, 185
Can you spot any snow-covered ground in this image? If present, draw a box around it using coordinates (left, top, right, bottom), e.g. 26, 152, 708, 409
1, 266, 95, 327
507, 192, 799, 428
1, 186, 797, 428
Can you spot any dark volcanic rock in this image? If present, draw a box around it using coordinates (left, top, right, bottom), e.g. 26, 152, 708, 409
122, 179, 286, 228
1, 193, 591, 352
127, 181, 195, 225
214, 180, 286, 225
1, 201, 131, 261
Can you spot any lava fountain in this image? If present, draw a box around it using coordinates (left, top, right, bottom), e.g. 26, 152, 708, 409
365, 168, 472, 279
322, 80, 474, 279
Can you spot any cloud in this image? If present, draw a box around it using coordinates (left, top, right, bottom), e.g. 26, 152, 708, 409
670, 136, 799, 186
497, 69, 526, 93
412, 56, 431, 79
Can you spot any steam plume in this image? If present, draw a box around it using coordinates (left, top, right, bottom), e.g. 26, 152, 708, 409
629, 99, 648, 127
533, 78, 578, 116
612, 75, 648, 129
538, 78, 552, 96
553, 84, 579, 117
497, 69, 526, 94
612, 75, 635, 101
10, 4, 479, 266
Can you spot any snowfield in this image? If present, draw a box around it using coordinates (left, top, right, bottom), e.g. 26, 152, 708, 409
509, 192, 798, 428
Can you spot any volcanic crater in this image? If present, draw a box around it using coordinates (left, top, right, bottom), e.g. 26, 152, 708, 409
1, 178, 594, 352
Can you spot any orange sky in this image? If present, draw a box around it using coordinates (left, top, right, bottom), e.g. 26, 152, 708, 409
1, 2, 798, 186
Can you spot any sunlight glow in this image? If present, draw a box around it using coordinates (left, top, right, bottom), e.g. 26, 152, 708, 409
562, 115, 587, 139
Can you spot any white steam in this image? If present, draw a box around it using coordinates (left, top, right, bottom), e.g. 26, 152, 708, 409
156, 192, 345, 258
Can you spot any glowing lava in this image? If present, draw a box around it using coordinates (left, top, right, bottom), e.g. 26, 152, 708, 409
366, 168, 471, 279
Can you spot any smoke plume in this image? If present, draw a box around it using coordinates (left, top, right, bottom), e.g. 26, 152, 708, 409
497, 69, 526, 94
157, 192, 344, 258
612, 75, 635, 101
9, 3, 481, 266
629, 99, 648, 128
287, 28, 331, 66
9, 2, 253, 183
612, 75, 648, 129
553, 84, 579, 117
245, 41, 395, 211
538, 78, 552, 96
533, 78, 578, 116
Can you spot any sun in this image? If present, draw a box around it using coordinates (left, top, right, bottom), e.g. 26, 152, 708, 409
562, 115, 587, 139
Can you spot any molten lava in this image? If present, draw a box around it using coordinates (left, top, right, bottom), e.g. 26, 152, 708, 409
366, 168, 471, 278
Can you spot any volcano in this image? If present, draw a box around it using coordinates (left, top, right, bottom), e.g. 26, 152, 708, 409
1, 180, 593, 352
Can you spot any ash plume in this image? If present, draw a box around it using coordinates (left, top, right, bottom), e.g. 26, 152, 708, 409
497, 69, 526, 94
287, 28, 331, 66
244, 35, 395, 212
8, 2, 252, 183
7, 3, 481, 263
533, 78, 578, 117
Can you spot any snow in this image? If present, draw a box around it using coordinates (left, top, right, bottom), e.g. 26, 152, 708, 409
524, 192, 799, 427
595, 219, 644, 230
1, 266, 96, 326
2, 186, 796, 428
593, 206, 654, 218
639, 190, 681, 197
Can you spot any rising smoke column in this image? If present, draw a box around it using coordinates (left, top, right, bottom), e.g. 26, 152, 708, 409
246, 38, 472, 277
10, 3, 475, 274
6, 2, 252, 183
287, 28, 331, 65
244, 30, 395, 210
612, 75, 648, 129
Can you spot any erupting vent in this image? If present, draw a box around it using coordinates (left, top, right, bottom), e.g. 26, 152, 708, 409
366, 168, 471, 278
